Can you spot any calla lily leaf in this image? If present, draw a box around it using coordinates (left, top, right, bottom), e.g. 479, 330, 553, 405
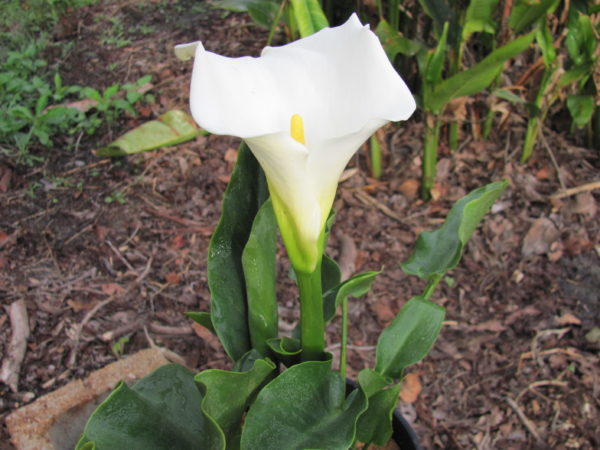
76, 364, 224, 450
95, 110, 206, 157
182, 14, 416, 273
195, 359, 276, 450
242, 198, 278, 357
375, 296, 445, 378
208, 142, 269, 361
323, 270, 380, 322
240, 360, 367, 449
402, 180, 508, 280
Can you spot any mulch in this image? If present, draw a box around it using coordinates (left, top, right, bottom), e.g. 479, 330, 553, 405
1, 1, 598, 448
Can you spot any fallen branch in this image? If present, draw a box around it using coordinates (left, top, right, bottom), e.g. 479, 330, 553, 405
0, 300, 30, 392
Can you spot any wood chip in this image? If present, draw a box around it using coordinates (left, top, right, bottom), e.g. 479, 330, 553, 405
0, 300, 30, 392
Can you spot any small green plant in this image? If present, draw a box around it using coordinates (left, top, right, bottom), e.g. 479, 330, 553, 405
112, 335, 130, 356
100, 16, 132, 48
104, 190, 127, 204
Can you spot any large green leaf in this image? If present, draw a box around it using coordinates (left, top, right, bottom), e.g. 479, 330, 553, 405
195, 359, 276, 449
208, 142, 268, 361
462, 0, 500, 40
426, 32, 534, 114
375, 20, 424, 62
76, 364, 224, 450
375, 296, 445, 378
242, 199, 278, 357
509, 0, 559, 32
290, 0, 328, 38
185, 311, 215, 334
240, 360, 367, 449
402, 181, 508, 280
355, 369, 401, 446
96, 110, 206, 157
323, 271, 380, 322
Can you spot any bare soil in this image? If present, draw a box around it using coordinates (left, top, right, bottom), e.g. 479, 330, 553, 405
1, 1, 599, 449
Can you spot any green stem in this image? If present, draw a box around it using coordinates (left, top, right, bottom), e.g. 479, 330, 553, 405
296, 265, 324, 361
340, 294, 348, 380
266, 0, 288, 46
423, 274, 443, 300
422, 114, 441, 200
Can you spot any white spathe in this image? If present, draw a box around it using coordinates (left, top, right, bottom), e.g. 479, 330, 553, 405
179, 14, 416, 273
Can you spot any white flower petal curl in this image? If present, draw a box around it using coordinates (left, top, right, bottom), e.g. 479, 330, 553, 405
183, 13, 416, 272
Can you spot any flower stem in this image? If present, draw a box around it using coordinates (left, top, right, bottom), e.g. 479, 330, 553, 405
296, 265, 325, 361
340, 294, 348, 380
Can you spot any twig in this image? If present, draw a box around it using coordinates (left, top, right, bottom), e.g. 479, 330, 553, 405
0, 300, 30, 392
143, 326, 189, 368
148, 322, 194, 336
550, 180, 600, 199
106, 239, 137, 274
539, 129, 566, 191
353, 190, 404, 222
505, 396, 545, 444
68, 296, 120, 367
101, 320, 143, 342
57, 159, 110, 177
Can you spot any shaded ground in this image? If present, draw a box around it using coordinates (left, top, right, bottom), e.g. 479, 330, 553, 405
1, 1, 599, 448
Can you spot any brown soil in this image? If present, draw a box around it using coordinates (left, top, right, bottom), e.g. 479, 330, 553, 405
1, 1, 599, 449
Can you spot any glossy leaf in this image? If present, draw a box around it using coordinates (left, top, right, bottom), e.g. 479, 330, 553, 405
375, 20, 424, 62
240, 360, 367, 449
321, 254, 342, 294
426, 32, 534, 114
290, 0, 328, 38
267, 337, 303, 367
208, 142, 268, 361
567, 95, 595, 128
509, 0, 559, 32
462, 0, 499, 40
323, 271, 380, 322
356, 369, 401, 446
196, 359, 276, 449
242, 199, 278, 357
96, 110, 206, 157
376, 296, 445, 378
76, 364, 224, 450
402, 181, 508, 280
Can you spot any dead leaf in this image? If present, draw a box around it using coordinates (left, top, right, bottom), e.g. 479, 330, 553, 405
505, 306, 541, 325
165, 272, 181, 285
0, 300, 30, 392
371, 299, 395, 323
0, 164, 12, 192
224, 148, 238, 164
398, 179, 419, 199
101, 283, 125, 296
170, 234, 186, 250
472, 320, 507, 332
0, 230, 18, 249
522, 217, 560, 257
93, 225, 111, 242
399, 373, 422, 403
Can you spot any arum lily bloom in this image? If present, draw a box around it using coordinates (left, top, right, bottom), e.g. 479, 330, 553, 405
176, 14, 416, 274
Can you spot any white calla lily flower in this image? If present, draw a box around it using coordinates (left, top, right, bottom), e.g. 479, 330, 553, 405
178, 14, 416, 273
